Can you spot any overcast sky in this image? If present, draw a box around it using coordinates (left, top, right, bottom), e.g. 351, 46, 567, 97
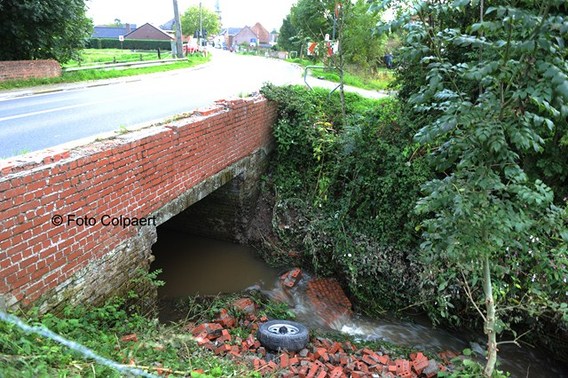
86, 0, 298, 32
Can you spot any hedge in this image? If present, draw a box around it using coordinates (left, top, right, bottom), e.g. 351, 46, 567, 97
87, 39, 172, 50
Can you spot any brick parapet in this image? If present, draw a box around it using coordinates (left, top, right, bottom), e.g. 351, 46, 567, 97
0, 96, 277, 311
0, 60, 62, 82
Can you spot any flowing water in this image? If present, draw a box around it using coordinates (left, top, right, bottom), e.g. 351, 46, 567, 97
151, 230, 568, 377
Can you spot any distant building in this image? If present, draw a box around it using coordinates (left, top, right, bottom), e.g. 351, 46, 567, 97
92, 24, 136, 39
251, 23, 270, 45
160, 19, 176, 32
222, 22, 271, 48
124, 23, 174, 41
270, 29, 279, 46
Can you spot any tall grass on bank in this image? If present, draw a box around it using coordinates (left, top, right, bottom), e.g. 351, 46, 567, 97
286, 57, 394, 91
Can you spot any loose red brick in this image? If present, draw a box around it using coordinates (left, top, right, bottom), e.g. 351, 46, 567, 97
202, 342, 215, 351
362, 354, 377, 367
395, 359, 412, 377
222, 329, 231, 341
315, 347, 329, 362
298, 366, 309, 378
329, 341, 343, 354
191, 322, 223, 339
343, 341, 355, 351
214, 344, 231, 355
267, 360, 278, 372
232, 297, 256, 314
229, 345, 241, 358
329, 367, 344, 378
413, 357, 430, 374
120, 334, 138, 342
215, 308, 237, 328
280, 353, 290, 368
253, 358, 264, 370
361, 348, 374, 355
350, 372, 366, 378
306, 363, 319, 378
195, 331, 210, 346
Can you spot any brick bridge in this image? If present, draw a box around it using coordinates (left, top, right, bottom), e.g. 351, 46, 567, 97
0, 96, 277, 313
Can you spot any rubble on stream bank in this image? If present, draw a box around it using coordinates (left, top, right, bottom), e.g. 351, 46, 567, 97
180, 268, 457, 377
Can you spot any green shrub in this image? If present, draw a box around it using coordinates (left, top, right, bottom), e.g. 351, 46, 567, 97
261, 84, 433, 314
87, 38, 172, 51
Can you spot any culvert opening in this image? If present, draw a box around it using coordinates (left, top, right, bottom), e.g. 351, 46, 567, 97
149, 180, 278, 322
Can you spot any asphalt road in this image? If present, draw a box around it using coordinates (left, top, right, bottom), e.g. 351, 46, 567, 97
0, 50, 305, 158
0, 50, 387, 159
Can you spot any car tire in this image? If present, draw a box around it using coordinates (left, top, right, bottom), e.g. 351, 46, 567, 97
257, 320, 309, 352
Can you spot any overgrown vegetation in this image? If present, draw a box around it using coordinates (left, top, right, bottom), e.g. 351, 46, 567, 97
372, 0, 568, 375
288, 57, 394, 91
261, 84, 431, 315
0, 297, 252, 377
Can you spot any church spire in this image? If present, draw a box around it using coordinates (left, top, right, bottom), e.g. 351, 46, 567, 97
215, 0, 222, 25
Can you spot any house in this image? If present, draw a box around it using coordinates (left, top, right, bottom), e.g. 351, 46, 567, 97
251, 23, 270, 45
160, 19, 176, 32
92, 24, 136, 39
124, 23, 174, 41
223, 22, 271, 48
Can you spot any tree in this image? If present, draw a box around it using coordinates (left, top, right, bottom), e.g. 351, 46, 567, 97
0, 0, 92, 63
180, 5, 220, 39
341, 0, 386, 74
280, 0, 387, 71
278, 15, 302, 53
289, 0, 334, 42
375, 0, 568, 376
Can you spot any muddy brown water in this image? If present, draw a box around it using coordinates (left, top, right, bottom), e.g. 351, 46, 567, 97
151, 229, 567, 377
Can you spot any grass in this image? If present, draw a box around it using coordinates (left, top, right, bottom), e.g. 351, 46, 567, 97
0, 296, 254, 378
286, 57, 395, 91
64, 49, 166, 68
0, 53, 211, 91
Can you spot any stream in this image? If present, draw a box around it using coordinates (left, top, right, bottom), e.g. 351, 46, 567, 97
150, 229, 568, 377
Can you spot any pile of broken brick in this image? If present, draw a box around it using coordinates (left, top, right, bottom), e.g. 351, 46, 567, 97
186, 269, 458, 377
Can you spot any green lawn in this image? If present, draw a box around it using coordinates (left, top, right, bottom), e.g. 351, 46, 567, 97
64, 49, 168, 68
286, 57, 395, 91
0, 53, 211, 91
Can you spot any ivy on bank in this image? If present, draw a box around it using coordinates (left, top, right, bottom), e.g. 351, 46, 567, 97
261, 84, 432, 314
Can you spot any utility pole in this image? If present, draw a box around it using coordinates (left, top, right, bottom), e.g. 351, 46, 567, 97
172, 0, 184, 58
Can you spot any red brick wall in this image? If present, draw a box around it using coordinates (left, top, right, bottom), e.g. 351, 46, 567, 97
0, 97, 276, 310
0, 60, 62, 82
